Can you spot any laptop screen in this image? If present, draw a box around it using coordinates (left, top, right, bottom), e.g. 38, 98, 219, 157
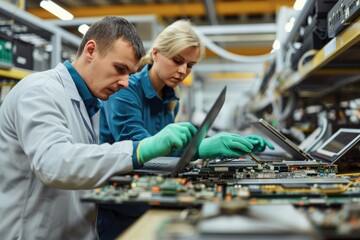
316, 128, 360, 159
171, 86, 227, 177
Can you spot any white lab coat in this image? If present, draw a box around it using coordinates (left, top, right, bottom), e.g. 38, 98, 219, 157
0, 63, 134, 239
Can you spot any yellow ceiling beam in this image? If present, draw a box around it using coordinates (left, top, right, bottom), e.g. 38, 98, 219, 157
216, 0, 294, 15
27, 0, 294, 19
205, 46, 273, 57
210, 72, 257, 79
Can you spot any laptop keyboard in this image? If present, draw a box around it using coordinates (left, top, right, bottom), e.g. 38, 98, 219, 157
143, 161, 172, 169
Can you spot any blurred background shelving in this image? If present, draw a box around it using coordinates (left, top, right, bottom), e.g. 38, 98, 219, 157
1, 0, 360, 135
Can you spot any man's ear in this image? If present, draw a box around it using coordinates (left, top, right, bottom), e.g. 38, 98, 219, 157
85, 40, 96, 61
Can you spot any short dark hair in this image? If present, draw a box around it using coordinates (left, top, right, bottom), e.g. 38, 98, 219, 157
76, 16, 145, 61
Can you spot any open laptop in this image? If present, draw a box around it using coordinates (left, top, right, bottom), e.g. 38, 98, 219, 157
133, 86, 226, 177
252, 119, 315, 161
252, 118, 360, 165
311, 128, 360, 164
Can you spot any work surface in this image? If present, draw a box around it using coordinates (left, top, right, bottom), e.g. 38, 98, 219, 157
117, 209, 182, 240
82, 157, 360, 239
117, 203, 325, 240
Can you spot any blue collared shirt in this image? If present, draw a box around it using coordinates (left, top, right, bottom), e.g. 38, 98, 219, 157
99, 64, 180, 155
63, 60, 141, 168
63, 60, 102, 118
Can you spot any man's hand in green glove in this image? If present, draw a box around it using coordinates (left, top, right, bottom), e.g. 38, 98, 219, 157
137, 122, 197, 164
198, 132, 254, 159
244, 135, 274, 152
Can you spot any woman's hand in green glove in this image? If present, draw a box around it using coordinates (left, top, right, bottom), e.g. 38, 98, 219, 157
243, 135, 274, 152
137, 122, 197, 164
198, 132, 254, 159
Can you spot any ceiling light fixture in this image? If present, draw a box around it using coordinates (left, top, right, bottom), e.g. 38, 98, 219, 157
40, 0, 73, 21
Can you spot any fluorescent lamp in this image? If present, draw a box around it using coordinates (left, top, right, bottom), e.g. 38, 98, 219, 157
78, 24, 90, 35
40, 0, 73, 21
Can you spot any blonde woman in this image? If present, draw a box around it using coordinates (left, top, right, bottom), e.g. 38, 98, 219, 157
100, 20, 205, 144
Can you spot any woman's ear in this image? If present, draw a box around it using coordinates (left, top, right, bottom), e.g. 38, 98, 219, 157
152, 49, 159, 62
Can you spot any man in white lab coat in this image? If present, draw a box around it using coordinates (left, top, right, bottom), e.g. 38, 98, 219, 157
0, 16, 197, 239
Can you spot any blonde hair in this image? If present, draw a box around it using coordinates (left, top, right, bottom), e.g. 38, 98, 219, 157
138, 19, 205, 69
140, 20, 205, 121
168, 86, 180, 122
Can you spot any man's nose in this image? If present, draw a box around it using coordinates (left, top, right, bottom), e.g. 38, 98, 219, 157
118, 76, 129, 89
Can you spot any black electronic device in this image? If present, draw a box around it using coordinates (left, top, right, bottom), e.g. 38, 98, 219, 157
328, 0, 360, 38
259, 60, 276, 94
287, 0, 338, 70
12, 38, 34, 70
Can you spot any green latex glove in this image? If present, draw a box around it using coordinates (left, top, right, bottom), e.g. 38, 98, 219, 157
244, 135, 274, 152
198, 132, 254, 159
137, 122, 197, 164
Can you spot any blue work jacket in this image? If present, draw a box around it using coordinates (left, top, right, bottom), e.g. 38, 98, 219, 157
100, 64, 179, 144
